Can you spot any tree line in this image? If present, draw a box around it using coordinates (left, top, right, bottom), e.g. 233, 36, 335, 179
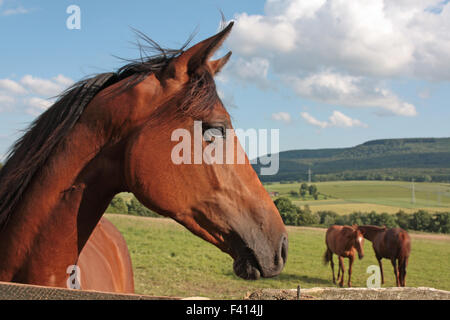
106, 195, 160, 217
274, 197, 450, 234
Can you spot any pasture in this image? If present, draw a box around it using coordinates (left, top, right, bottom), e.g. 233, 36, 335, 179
106, 214, 450, 299
264, 181, 450, 214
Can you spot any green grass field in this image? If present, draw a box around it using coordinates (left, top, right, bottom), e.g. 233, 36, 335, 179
265, 181, 450, 214
105, 214, 450, 299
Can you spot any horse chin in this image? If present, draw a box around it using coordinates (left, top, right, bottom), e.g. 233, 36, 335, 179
233, 256, 261, 280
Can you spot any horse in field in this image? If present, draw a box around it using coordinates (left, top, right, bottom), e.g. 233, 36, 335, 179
324, 225, 365, 287
0, 22, 288, 292
358, 225, 411, 287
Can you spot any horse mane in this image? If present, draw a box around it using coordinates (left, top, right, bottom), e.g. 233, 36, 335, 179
0, 30, 214, 230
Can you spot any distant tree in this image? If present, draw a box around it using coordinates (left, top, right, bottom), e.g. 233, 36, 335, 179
323, 214, 336, 226
395, 210, 410, 230
348, 212, 364, 226
274, 197, 298, 226
318, 211, 338, 226
106, 196, 128, 214
431, 212, 450, 233
308, 184, 318, 196
299, 183, 308, 198
367, 211, 380, 225
335, 215, 349, 226
410, 210, 432, 231
127, 196, 159, 217
378, 212, 398, 228
297, 205, 320, 226
289, 190, 299, 197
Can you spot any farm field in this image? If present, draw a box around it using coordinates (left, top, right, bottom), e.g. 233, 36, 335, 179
264, 181, 450, 214
105, 214, 450, 299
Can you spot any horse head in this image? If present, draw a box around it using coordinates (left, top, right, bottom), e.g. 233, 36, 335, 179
352, 225, 365, 260
113, 23, 288, 280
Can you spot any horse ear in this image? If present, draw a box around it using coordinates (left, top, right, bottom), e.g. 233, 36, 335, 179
171, 22, 233, 78
208, 51, 232, 75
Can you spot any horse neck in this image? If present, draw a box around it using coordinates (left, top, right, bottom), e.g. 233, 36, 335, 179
0, 123, 125, 286
360, 226, 385, 241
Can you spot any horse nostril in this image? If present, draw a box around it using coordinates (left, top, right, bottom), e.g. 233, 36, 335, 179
280, 234, 288, 265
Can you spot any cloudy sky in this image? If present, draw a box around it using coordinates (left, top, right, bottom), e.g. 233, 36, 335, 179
0, 0, 449, 160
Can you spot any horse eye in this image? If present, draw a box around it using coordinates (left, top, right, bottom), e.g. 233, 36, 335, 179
203, 125, 225, 142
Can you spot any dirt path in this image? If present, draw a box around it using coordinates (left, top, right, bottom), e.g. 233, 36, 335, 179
287, 225, 450, 241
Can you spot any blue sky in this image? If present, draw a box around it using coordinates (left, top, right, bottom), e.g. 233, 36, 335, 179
0, 0, 449, 160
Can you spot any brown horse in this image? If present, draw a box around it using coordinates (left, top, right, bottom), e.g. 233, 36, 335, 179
77, 218, 135, 292
324, 225, 365, 287
0, 22, 288, 292
358, 225, 411, 287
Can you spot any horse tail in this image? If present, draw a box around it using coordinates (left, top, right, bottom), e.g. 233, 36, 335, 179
397, 230, 411, 259
323, 249, 331, 266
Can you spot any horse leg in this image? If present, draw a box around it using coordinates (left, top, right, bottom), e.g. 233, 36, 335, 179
376, 255, 384, 285
391, 258, 399, 287
328, 250, 336, 284
348, 255, 354, 287
338, 256, 345, 287
337, 258, 341, 284
399, 257, 408, 287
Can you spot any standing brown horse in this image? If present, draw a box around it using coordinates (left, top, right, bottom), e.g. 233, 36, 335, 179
0, 22, 288, 293
324, 225, 365, 287
358, 225, 411, 287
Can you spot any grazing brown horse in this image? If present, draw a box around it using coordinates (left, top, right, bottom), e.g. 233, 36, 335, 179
0, 22, 288, 292
358, 225, 411, 287
324, 225, 365, 287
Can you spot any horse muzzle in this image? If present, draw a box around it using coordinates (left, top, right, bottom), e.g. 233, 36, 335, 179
232, 234, 288, 280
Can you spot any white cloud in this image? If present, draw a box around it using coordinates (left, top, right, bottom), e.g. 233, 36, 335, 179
289, 71, 360, 99
301, 110, 368, 128
217, 89, 238, 109
300, 111, 328, 128
1, 5, 29, 16
271, 111, 292, 123
0, 94, 15, 111
20, 74, 72, 97
228, 12, 296, 55
229, 0, 450, 80
288, 70, 417, 117
328, 110, 368, 128
0, 79, 27, 94
223, 0, 450, 118
53, 74, 75, 87
220, 57, 271, 90
0, 74, 73, 116
25, 97, 53, 116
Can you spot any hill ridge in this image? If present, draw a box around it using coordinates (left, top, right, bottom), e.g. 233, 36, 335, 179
254, 137, 450, 182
